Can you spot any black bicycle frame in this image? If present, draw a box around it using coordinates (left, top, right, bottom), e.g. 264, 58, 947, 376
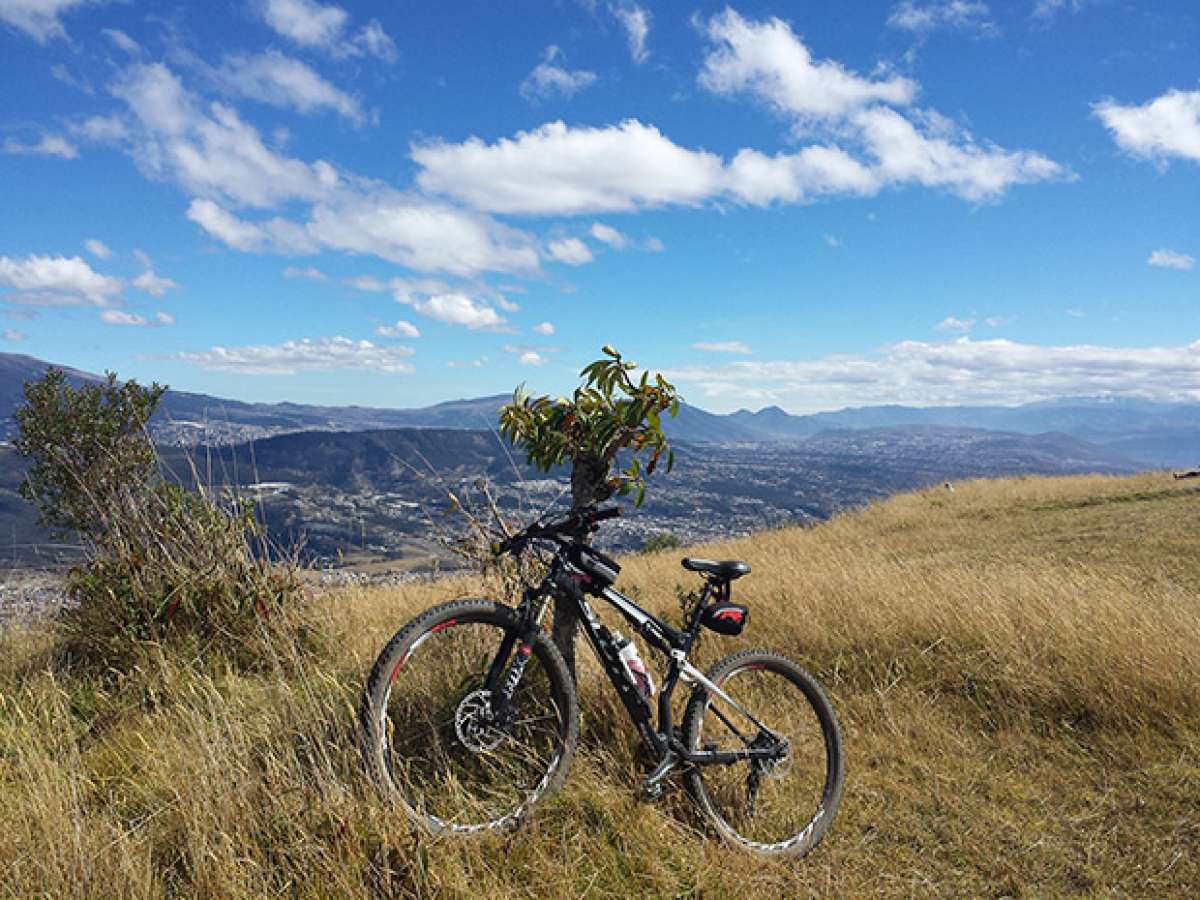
489, 550, 781, 769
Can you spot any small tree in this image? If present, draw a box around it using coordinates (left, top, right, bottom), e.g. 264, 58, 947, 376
499, 346, 679, 675
14, 368, 300, 669
15, 369, 165, 540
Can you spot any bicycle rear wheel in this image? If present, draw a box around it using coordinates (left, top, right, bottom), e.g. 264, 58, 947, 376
682, 649, 844, 856
359, 598, 578, 834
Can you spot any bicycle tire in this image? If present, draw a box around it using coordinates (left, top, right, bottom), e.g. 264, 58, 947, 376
359, 598, 578, 834
682, 649, 844, 856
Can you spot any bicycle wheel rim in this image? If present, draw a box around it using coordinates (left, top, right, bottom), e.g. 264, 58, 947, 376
376, 614, 571, 833
688, 658, 841, 854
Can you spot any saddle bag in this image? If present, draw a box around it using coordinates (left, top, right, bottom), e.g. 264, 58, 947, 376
700, 602, 749, 636
568, 544, 621, 590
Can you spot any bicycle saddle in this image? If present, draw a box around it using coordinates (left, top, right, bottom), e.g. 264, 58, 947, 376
681, 558, 751, 580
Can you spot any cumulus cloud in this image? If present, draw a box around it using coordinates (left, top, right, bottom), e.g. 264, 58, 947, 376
611, 3, 650, 63
257, 0, 395, 61
887, 2, 995, 34
693, 341, 752, 354
211, 51, 365, 125
375, 319, 420, 338
502, 343, 561, 366
2, 134, 78, 159
533, 321, 555, 335
407, 292, 506, 330
173, 335, 414, 374
0, 253, 122, 305
1148, 248, 1195, 270
99, 310, 148, 326
84, 238, 112, 259
0, 0, 102, 43
414, 14, 1064, 216
700, 9, 916, 122
520, 46, 597, 102
113, 63, 343, 209
133, 268, 179, 297
307, 191, 539, 276
589, 222, 628, 249
936, 315, 974, 333
1094, 90, 1200, 165
413, 120, 725, 214
547, 237, 594, 265
668, 337, 1200, 411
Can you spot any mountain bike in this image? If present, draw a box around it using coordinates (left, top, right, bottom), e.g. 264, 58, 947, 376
359, 505, 845, 856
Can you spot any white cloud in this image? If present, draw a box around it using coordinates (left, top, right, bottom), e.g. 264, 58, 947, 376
113, 63, 341, 209
612, 3, 650, 63
211, 51, 365, 125
187, 199, 267, 250
1148, 248, 1195, 270
0, 0, 101, 43
100, 310, 148, 326
413, 120, 725, 214
173, 335, 415, 374
547, 237, 594, 265
1094, 90, 1200, 165
518, 351, 546, 366
693, 341, 752, 354
84, 238, 112, 259
0, 254, 121, 305
669, 337, 1200, 411
533, 321, 555, 335
936, 315, 974, 333
853, 106, 1068, 202
700, 9, 916, 123
520, 46, 597, 102
887, 2, 994, 34
407, 292, 505, 330
102, 27, 139, 54
133, 269, 179, 297
283, 265, 327, 280
257, 0, 395, 61
589, 222, 628, 249
307, 191, 539, 276
643, 236, 664, 252
415, 16, 1062, 217
447, 356, 488, 368
75, 114, 127, 143
3, 329, 27, 341
2, 134, 78, 159
155, 311, 175, 325
1033, 0, 1090, 20
823, 233, 841, 248
375, 319, 420, 338
725, 145, 880, 205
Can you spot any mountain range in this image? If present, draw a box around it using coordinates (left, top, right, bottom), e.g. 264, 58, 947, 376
1, 352, 1194, 467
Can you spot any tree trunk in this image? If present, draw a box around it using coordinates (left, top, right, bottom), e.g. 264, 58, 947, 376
553, 452, 609, 679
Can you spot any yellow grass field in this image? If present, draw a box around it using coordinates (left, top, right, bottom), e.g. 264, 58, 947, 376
2, 472, 1198, 897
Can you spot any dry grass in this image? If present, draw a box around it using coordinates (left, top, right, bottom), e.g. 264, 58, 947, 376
2, 472, 1198, 897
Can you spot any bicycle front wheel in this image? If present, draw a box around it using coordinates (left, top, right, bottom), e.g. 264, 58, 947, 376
682, 649, 844, 856
359, 598, 578, 834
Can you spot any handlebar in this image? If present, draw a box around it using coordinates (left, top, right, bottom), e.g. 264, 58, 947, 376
495, 505, 621, 556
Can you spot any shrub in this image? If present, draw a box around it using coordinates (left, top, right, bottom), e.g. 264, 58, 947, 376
640, 532, 683, 554
14, 368, 302, 669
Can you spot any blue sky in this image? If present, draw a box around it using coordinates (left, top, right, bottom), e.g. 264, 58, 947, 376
1, 0, 1199, 413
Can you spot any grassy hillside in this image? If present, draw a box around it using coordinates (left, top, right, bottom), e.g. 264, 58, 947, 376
2, 472, 1198, 897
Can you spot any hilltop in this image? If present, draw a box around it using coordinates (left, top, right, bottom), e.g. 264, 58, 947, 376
2, 471, 1197, 896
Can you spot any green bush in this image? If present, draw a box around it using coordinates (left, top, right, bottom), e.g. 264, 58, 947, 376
14, 368, 302, 670
640, 532, 683, 554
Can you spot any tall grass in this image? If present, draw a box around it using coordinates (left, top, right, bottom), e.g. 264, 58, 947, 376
2, 472, 1198, 897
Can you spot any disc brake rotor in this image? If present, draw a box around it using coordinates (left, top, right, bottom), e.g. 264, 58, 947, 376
454, 689, 506, 752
